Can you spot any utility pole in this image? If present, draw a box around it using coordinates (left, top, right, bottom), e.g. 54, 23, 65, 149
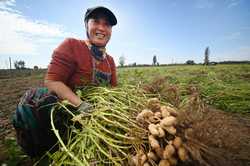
9, 57, 12, 76
9, 57, 12, 70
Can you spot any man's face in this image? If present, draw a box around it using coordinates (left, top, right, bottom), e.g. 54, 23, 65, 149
87, 16, 112, 47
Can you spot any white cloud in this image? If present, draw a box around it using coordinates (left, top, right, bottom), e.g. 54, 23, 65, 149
227, 0, 240, 8
237, 46, 250, 59
224, 31, 241, 40
0, 0, 72, 57
0, 0, 20, 14
240, 26, 250, 31
194, 0, 214, 9
214, 46, 250, 61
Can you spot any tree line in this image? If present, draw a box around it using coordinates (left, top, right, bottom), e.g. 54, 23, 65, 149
118, 46, 244, 67
9, 46, 250, 70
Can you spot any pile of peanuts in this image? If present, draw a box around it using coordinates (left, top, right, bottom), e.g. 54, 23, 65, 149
131, 98, 189, 166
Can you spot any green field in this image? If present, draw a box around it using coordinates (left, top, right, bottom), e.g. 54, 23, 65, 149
118, 64, 250, 114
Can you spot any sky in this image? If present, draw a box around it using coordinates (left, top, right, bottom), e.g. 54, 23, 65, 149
0, 0, 250, 69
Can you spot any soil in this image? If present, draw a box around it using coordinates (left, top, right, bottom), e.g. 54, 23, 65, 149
0, 74, 44, 164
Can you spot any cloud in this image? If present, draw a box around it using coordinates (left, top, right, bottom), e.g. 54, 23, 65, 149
0, 0, 20, 13
224, 31, 241, 40
214, 46, 250, 61
227, 0, 240, 8
240, 26, 250, 31
0, 0, 15, 7
194, 0, 214, 9
237, 46, 250, 59
0, 0, 73, 56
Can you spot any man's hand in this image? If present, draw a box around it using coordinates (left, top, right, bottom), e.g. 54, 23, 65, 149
77, 101, 93, 113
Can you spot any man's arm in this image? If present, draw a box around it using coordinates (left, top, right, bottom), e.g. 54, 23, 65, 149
44, 80, 82, 107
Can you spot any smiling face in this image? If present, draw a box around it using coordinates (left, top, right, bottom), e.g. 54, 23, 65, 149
86, 15, 112, 47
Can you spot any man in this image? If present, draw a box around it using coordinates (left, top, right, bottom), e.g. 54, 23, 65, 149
12, 6, 117, 158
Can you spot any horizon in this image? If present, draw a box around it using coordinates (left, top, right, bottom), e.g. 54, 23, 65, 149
1, 60, 249, 70
0, 0, 250, 69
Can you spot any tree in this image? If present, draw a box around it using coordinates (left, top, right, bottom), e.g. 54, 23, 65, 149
119, 56, 125, 67
186, 60, 195, 65
204, 46, 210, 65
14, 60, 25, 69
34, 65, 39, 70
153, 55, 157, 66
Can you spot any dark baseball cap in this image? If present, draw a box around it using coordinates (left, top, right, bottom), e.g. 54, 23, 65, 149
84, 6, 117, 26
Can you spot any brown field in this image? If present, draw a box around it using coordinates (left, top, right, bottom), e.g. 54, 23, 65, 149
0, 70, 44, 163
